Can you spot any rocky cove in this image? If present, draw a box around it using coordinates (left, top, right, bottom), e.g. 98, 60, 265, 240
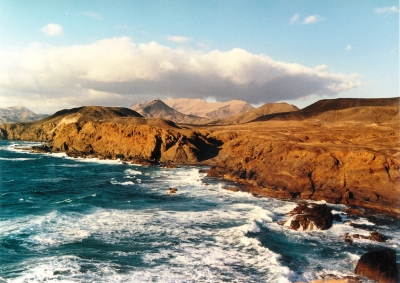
0, 105, 399, 218
0, 104, 399, 282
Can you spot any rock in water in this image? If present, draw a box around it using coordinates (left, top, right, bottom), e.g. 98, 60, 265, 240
284, 202, 334, 231
354, 248, 398, 283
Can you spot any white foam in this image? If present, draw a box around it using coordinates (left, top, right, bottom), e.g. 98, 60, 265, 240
1, 202, 294, 282
124, 169, 142, 175
0, 157, 37, 161
110, 178, 134, 186
0, 211, 90, 250
56, 163, 83, 167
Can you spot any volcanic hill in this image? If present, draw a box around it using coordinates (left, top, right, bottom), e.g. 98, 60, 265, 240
254, 97, 399, 123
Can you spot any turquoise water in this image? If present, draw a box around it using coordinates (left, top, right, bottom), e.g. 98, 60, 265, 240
0, 140, 398, 282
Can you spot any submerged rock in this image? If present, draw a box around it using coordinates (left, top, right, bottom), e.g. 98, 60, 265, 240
354, 248, 398, 283
30, 144, 52, 153
284, 202, 334, 231
342, 231, 387, 243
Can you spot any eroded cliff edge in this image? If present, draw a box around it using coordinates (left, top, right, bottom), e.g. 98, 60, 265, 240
207, 121, 399, 216
0, 104, 399, 217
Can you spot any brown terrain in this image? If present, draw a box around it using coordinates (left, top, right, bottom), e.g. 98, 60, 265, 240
0, 98, 399, 218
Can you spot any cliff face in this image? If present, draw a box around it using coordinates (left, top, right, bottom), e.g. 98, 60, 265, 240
208, 121, 400, 216
1, 103, 399, 217
51, 121, 220, 163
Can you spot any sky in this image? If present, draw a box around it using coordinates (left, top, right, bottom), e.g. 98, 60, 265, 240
0, 0, 398, 114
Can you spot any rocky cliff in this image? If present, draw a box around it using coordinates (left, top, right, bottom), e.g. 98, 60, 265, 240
1, 100, 399, 217
207, 120, 399, 216
0, 106, 220, 164
51, 120, 220, 164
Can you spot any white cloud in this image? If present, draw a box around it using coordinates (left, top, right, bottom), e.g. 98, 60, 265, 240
41, 23, 64, 36
374, 6, 399, 14
167, 36, 191, 43
290, 14, 300, 24
0, 37, 360, 114
82, 11, 102, 20
346, 44, 352, 51
303, 15, 325, 24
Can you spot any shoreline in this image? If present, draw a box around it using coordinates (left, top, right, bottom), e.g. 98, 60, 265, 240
13, 141, 400, 220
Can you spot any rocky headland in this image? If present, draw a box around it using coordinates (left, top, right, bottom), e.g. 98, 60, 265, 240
0, 98, 399, 218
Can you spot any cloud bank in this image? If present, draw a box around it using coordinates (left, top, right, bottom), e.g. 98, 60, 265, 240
0, 37, 360, 113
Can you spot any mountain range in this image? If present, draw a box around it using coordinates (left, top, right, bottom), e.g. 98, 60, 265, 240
3, 97, 399, 126
130, 98, 298, 124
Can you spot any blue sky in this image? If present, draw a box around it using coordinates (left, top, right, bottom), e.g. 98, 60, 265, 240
0, 0, 398, 113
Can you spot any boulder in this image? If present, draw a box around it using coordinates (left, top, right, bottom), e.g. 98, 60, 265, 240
284, 203, 334, 231
354, 248, 398, 283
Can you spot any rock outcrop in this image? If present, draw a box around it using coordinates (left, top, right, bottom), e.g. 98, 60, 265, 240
342, 232, 387, 244
354, 248, 398, 283
1, 99, 399, 217
51, 120, 220, 164
207, 119, 400, 216
283, 203, 334, 231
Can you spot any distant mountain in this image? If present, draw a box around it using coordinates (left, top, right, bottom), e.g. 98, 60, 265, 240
216, 102, 299, 125
0, 106, 48, 123
253, 97, 400, 123
163, 98, 254, 119
130, 99, 209, 124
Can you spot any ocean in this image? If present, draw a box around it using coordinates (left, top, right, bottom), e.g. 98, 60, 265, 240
0, 140, 398, 283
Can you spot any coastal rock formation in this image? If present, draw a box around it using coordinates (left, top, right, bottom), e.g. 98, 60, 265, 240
207, 117, 400, 216
0, 106, 221, 164
283, 203, 334, 231
342, 232, 387, 244
1, 98, 399, 217
354, 248, 398, 283
51, 120, 220, 164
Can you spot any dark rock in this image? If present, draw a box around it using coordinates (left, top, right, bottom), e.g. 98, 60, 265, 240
350, 222, 376, 231
342, 231, 387, 243
207, 166, 223, 177
369, 231, 388, 242
224, 187, 239, 192
333, 214, 343, 222
167, 188, 178, 194
30, 144, 52, 153
354, 248, 398, 283
284, 202, 334, 231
